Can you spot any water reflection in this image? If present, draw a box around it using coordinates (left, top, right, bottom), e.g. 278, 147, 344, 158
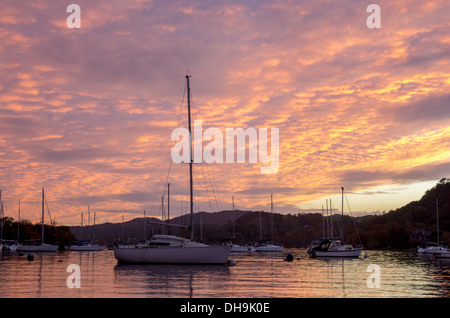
0, 249, 450, 298
113, 264, 230, 298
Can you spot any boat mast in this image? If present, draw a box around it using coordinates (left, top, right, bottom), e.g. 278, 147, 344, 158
186, 74, 194, 240
341, 187, 345, 244
232, 196, 235, 237
322, 205, 325, 238
329, 199, 333, 238
0, 189, 3, 243
18, 197, 20, 242
326, 199, 329, 238
270, 194, 274, 241
80, 212, 83, 240
42, 188, 45, 244
437, 198, 439, 246
167, 183, 170, 225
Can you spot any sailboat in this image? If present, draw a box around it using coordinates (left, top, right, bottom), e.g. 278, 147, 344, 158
70, 207, 106, 251
308, 187, 363, 258
417, 198, 449, 255
252, 194, 283, 252
17, 189, 58, 252
226, 196, 249, 252
114, 75, 231, 264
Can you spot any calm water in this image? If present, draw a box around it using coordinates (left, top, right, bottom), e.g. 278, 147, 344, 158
0, 249, 449, 298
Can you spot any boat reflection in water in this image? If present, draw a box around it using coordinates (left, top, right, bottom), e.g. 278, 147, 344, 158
113, 262, 230, 298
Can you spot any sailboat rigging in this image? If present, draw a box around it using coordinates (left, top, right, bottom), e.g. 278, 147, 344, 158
17, 188, 58, 252
114, 75, 231, 264
307, 187, 363, 258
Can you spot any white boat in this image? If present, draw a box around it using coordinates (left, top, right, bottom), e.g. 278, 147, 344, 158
230, 244, 249, 252
16, 189, 58, 253
114, 75, 231, 264
17, 243, 59, 253
1, 240, 20, 252
433, 250, 450, 259
254, 242, 284, 252
417, 199, 446, 256
417, 245, 448, 254
70, 208, 105, 251
308, 187, 363, 258
308, 239, 363, 258
250, 194, 283, 252
115, 234, 231, 264
70, 241, 106, 251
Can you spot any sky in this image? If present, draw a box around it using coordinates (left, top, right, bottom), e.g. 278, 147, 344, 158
0, 0, 449, 226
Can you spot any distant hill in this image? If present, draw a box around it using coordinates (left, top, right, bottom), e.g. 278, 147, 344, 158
69, 209, 252, 247
68, 179, 450, 249
344, 179, 450, 249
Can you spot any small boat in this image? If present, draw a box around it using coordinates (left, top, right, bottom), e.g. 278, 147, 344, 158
250, 195, 283, 253
308, 239, 363, 258
70, 208, 105, 251
249, 240, 283, 252
417, 199, 445, 256
69, 240, 105, 251
433, 250, 450, 259
17, 242, 59, 253
230, 244, 249, 252
1, 240, 20, 252
308, 187, 363, 258
16, 189, 58, 253
417, 245, 448, 254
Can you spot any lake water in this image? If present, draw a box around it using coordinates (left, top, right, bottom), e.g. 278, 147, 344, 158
1, 249, 449, 298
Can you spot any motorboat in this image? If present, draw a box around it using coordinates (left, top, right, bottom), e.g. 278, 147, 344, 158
307, 239, 363, 258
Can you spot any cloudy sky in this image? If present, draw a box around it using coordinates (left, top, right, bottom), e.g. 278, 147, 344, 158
1, 0, 449, 225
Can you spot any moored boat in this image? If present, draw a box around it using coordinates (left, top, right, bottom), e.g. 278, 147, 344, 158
113, 75, 231, 264
16, 189, 58, 253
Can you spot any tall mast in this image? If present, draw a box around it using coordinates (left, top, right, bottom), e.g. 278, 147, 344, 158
0, 189, 3, 242
18, 198, 20, 241
161, 195, 165, 235
144, 210, 146, 240
341, 187, 345, 243
329, 199, 333, 238
167, 183, 170, 225
326, 199, 329, 238
270, 194, 274, 240
437, 198, 440, 246
42, 188, 45, 244
186, 75, 194, 240
232, 196, 235, 237
322, 205, 325, 238
80, 212, 83, 240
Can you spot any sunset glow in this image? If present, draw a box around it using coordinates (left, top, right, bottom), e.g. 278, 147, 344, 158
1, 0, 449, 226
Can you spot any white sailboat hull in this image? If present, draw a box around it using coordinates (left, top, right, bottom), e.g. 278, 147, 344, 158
434, 251, 450, 258
114, 245, 231, 264
17, 244, 58, 252
254, 245, 284, 252
230, 245, 249, 252
417, 246, 447, 254
70, 245, 105, 251
313, 248, 363, 258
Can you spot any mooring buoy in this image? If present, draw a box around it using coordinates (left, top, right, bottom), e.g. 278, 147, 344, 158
285, 253, 294, 262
